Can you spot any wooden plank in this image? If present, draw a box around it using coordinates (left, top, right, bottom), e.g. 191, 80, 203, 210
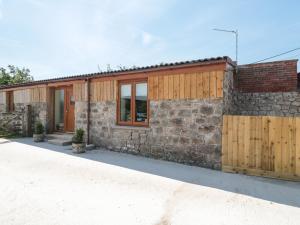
153, 76, 159, 100
237, 116, 245, 167
148, 76, 154, 100
179, 74, 185, 99
281, 117, 289, 174
268, 117, 276, 172
92, 82, 97, 102
163, 75, 169, 100
190, 73, 197, 99
244, 116, 251, 168
209, 71, 217, 98
202, 72, 210, 98
109, 80, 113, 101
216, 71, 224, 98
249, 116, 256, 168
104, 81, 108, 101
95, 82, 98, 101
287, 117, 295, 174
168, 75, 174, 99
173, 75, 180, 99
101, 81, 104, 101
94, 82, 97, 102
106, 81, 110, 101
99, 81, 104, 101
89, 82, 93, 102
93, 82, 97, 102
112, 80, 117, 101
184, 74, 191, 99
227, 115, 233, 166
158, 75, 164, 100
83, 82, 86, 101
261, 116, 270, 170
107, 80, 111, 101
232, 116, 238, 167
274, 117, 282, 173
255, 116, 263, 170
196, 73, 203, 99
222, 116, 228, 166
296, 118, 300, 176
108, 81, 111, 101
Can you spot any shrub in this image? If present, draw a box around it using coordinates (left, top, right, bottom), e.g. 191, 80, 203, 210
34, 122, 44, 134
72, 128, 84, 143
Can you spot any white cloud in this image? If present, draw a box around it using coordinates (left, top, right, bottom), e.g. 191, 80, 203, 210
20, 0, 172, 76
141, 31, 155, 45
0, 0, 174, 77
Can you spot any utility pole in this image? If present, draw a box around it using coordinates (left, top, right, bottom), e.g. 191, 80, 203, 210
213, 28, 238, 72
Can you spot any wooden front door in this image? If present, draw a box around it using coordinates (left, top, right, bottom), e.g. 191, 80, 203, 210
64, 86, 75, 132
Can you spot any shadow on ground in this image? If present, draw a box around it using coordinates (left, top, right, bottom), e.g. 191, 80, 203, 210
9, 137, 300, 208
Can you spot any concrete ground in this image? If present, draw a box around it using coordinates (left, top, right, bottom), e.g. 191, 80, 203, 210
0, 138, 300, 225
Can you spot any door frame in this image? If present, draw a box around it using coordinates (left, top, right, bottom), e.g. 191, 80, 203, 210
53, 85, 75, 133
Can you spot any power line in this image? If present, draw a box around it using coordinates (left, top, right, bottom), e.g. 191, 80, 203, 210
252, 47, 300, 64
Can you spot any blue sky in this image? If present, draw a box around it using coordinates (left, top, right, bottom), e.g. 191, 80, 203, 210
0, 0, 299, 80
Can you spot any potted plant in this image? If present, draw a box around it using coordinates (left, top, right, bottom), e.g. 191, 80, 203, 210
33, 121, 45, 142
72, 128, 85, 153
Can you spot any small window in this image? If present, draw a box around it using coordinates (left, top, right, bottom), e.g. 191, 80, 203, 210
6, 91, 14, 112
118, 80, 148, 126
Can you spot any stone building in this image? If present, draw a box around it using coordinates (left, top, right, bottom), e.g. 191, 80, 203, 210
0, 56, 299, 171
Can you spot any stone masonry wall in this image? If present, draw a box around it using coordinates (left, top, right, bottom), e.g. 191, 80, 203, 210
232, 91, 300, 116
0, 111, 24, 135
31, 102, 48, 131
0, 101, 49, 135
0, 103, 6, 112
223, 64, 234, 114
75, 99, 223, 169
0, 104, 32, 136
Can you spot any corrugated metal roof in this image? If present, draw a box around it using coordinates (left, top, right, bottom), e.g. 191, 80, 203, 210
0, 56, 231, 89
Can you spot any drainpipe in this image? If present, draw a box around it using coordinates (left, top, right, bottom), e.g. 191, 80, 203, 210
87, 78, 91, 145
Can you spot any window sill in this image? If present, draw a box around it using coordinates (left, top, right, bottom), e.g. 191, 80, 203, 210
112, 125, 150, 131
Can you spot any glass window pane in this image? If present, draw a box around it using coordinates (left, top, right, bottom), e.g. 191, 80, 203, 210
135, 83, 147, 122
120, 84, 131, 122
55, 89, 64, 131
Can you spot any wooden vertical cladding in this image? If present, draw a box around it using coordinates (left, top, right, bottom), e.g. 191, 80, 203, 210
14, 89, 31, 103
222, 115, 300, 181
30, 86, 47, 102
73, 82, 86, 101
89, 80, 117, 102
148, 70, 224, 100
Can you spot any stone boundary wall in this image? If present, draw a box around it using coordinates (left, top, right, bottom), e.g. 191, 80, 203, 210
232, 91, 300, 116
0, 105, 32, 136
0, 103, 47, 136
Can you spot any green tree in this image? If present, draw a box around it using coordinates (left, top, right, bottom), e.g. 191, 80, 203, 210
0, 65, 33, 85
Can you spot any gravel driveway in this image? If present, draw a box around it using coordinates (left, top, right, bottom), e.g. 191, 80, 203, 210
0, 138, 300, 225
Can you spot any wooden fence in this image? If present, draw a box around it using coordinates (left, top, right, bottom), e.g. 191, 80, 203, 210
222, 115, 300, 181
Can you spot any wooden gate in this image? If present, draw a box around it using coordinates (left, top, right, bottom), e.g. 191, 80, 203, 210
222, 115, 300, 181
